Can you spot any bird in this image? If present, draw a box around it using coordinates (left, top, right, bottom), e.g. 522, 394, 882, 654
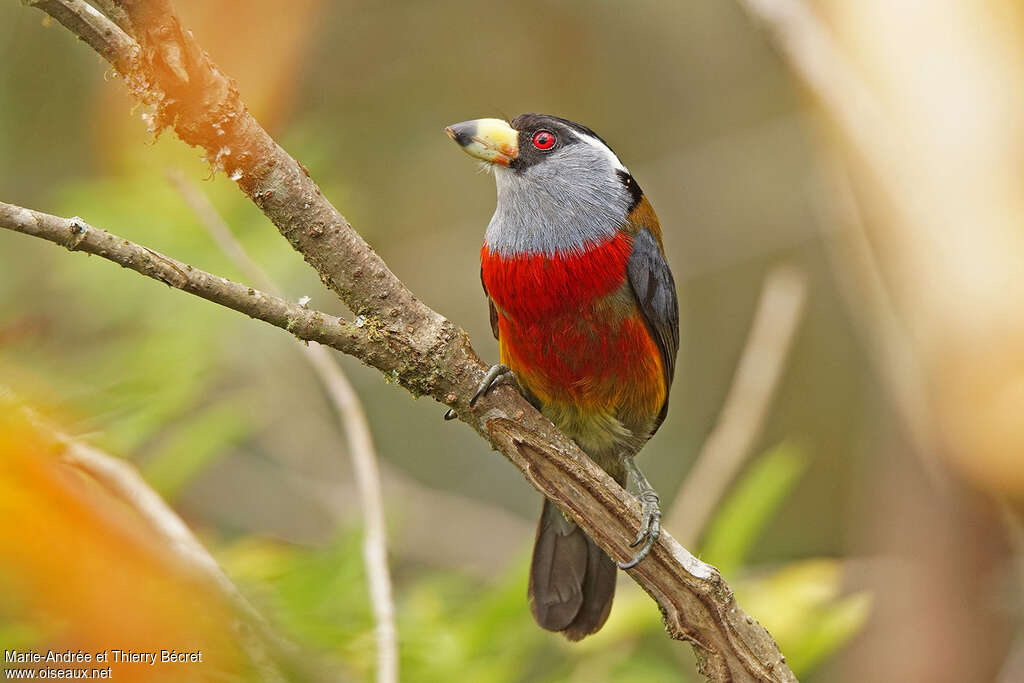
445, 114, 679, 641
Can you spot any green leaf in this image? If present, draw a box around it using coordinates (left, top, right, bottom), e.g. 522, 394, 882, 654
734, 559, 872, 676
787, 590, 871, 673
700, 442, 808, 575
141, 399, 251, 499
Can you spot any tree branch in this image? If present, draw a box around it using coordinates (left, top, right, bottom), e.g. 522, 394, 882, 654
0, 202, 375, 358
166, 171, 398, 683
15, 1, 797, 679
28, 0, 139, 71
3, 395, 301, 682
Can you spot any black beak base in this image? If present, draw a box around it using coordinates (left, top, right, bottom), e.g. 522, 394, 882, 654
445, 121, 476, 148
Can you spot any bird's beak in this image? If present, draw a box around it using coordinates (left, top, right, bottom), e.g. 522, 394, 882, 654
444, 118, 519, 166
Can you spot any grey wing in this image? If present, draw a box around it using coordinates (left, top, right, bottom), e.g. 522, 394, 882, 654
627, 228, 680, 421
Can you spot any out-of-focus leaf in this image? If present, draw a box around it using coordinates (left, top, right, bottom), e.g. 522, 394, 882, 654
788, 589, 870, 673
695, 444, 869, 676
700, 442, 808, 575
735, 559, 872, 677
0, 410, 252, 681
141, 399, 251, 499
218, 534, 370, 680
399, 562, 557, 683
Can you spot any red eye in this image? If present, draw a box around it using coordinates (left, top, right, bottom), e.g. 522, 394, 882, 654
532, 130, 556, 150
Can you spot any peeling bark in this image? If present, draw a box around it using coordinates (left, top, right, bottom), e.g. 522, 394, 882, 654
10, 2, 798, 680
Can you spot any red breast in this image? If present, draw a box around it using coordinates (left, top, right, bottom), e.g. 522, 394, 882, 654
481, 233, 664, 419
480, 232, 633, 320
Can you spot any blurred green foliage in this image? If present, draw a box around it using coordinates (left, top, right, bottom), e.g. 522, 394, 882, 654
206, 443, 869, 681
701, 443, 809, 576
143, 399, 251, 499
0, 0, 883, 679
700, 444, 871, 675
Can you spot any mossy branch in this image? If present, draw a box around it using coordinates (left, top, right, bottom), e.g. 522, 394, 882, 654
9, 1, 797, 680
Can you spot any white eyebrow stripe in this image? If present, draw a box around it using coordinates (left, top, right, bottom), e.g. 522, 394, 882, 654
572, 131, 629, 173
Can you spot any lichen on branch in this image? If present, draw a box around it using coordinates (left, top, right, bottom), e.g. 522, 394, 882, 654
11, 2, 798, 680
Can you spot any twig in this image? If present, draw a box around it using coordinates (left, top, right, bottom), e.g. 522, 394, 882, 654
165, 169, 274, 291
166, 170, 398, 683
0, 172, 793, 683
8, 400, 296, 682
734, 0, 890, 170
735, 3, 1018, 679
0, 202, 376, 358
301, 346, 397, 683
667, 266, 808, 548
814, 161, 946, 485
734, 0, 950, 488
14, 1, 798, 678
27, 0, 139, 71
291, 462, 534, 577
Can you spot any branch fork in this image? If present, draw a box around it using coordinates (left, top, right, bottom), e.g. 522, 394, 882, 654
7, 1, 797, 680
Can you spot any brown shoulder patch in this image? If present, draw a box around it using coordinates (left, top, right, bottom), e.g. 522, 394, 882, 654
627, 196, 664, 249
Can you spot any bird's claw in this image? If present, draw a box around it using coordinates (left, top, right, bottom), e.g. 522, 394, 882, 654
617, 455, 662, 570
442, 364, 514, 420
618, 489, 661, 569
470, 363, 513, 407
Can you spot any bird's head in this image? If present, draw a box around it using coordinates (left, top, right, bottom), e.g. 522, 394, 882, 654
445, 113, 642, 255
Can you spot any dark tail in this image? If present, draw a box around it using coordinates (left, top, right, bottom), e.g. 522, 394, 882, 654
528, 499, 616, 641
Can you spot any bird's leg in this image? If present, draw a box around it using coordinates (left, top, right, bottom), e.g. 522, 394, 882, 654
617, 455, 662, 569
443, 363, 517, 420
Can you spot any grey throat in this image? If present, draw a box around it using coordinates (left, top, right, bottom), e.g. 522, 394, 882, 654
484, 134, 632, 256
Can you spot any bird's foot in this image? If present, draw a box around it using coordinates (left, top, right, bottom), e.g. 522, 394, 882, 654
443, 363, 516, 420
618, 456, 662, 570
619, 490, 661, 569
470, 363, 515, 407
